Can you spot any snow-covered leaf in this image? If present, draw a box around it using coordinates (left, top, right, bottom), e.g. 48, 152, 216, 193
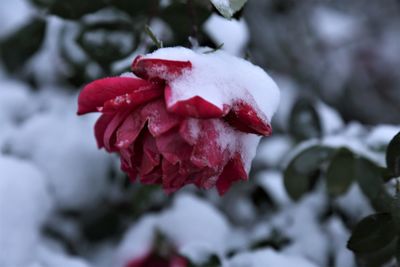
289, 98, 322, 141
284, 145, 334, 200
210, 0, 247, 19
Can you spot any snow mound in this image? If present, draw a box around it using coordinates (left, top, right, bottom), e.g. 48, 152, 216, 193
142, 47, 280, 123
228, 248, 318, 267
0, 156, 53, 267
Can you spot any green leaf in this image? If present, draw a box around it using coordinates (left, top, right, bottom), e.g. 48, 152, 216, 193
210, 0, 247, 19
347, 213, 397, 253
326, 148, 356, 196
161, 1, 211, 46
289, 98, 322, 141
187, 254, 221, 267
110, 0, 158, 17
391, 190, 400, 233
284, 145, 334, 200
77, 20, 137, 66
48, 0, 107, 20
386, 132, 400, 177
0, 18, 46, 73
356, 157, 393, 212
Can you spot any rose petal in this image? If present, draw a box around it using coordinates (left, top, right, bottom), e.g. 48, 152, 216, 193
116, 110, 146, 149
132, 56, 192, 80
224, 101, 272, 136
161, 160, 189, 194
216, 154, 248, 195
141, 100, 181, 137
103, 110, 131, 152
156, 130, 192, 165
190, 120, 228, 170
120, 146, 137, 182
94, 113, 114, 149
102, 81, 164, 113
165, 85, 229, 118
139, 131, 161, 176
77, 77, 156, 115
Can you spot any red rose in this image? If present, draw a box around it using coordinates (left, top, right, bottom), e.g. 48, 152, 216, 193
77, 47, 279, 194
126, 251, 187, 267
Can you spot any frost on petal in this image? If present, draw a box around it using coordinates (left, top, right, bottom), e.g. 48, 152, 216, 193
156, 130, 192, 165
132, 56, 192, 81
102, 82, 164, 113
190, 120, 229, 170
103, 110, 131, 152
141, 99, 182, 137
77, 77, 160, 115
216, 154, 248, 195
116, 111, 146, 149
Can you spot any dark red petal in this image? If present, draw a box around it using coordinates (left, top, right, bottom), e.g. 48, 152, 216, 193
141, 100, 181, 137
120, 147, 137, 182
132, 56, 192, 80
192, 167, 220, 190
224, 101, 272, 136
161, 160, 189, 194
77, 77, 155, 115
102, 82, 164, 113
179, 119, 199, 145
116, 111, 146, 149
139, 132, 161, 176
140, 166, 162, 185
165, 85, 228, 118
190, 120, 228, 170
94, 113, 114, 149
103, 110, 130, 152
216, 154, 248, 195
155, 130, 192, 165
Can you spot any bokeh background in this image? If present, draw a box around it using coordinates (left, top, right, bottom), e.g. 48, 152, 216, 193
1, 0, 400, 266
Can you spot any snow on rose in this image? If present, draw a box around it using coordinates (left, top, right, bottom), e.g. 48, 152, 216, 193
77, 47, 280, 194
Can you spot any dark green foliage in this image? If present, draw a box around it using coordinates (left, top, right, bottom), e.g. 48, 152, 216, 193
386, 132, 400, 178
0, 18, 46, 73
347, 213, 396, 253
283, 145, 334, 200
289, 98, 322, 141
326, 148, 356, 196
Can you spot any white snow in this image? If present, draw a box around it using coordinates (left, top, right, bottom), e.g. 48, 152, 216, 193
255, 135, 294, 167
365, 125, 400, 149
257, 170, 291, 207
0, 0, 34, 38
228, 248, 318, 267
8, 93, 112, 210
316, 101, 344, 135
0, 156, 53, 267
141, 47, 280, 124
204, 14, 249, 56
158, 194, 230, 258
311, 7, 360, 45
114, 216, 158, 267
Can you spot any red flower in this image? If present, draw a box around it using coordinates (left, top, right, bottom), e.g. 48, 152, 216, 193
77, 48, 278, 194
126, 251, 187, 267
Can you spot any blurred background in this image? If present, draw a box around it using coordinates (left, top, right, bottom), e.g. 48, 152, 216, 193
1, 0, 400, 267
